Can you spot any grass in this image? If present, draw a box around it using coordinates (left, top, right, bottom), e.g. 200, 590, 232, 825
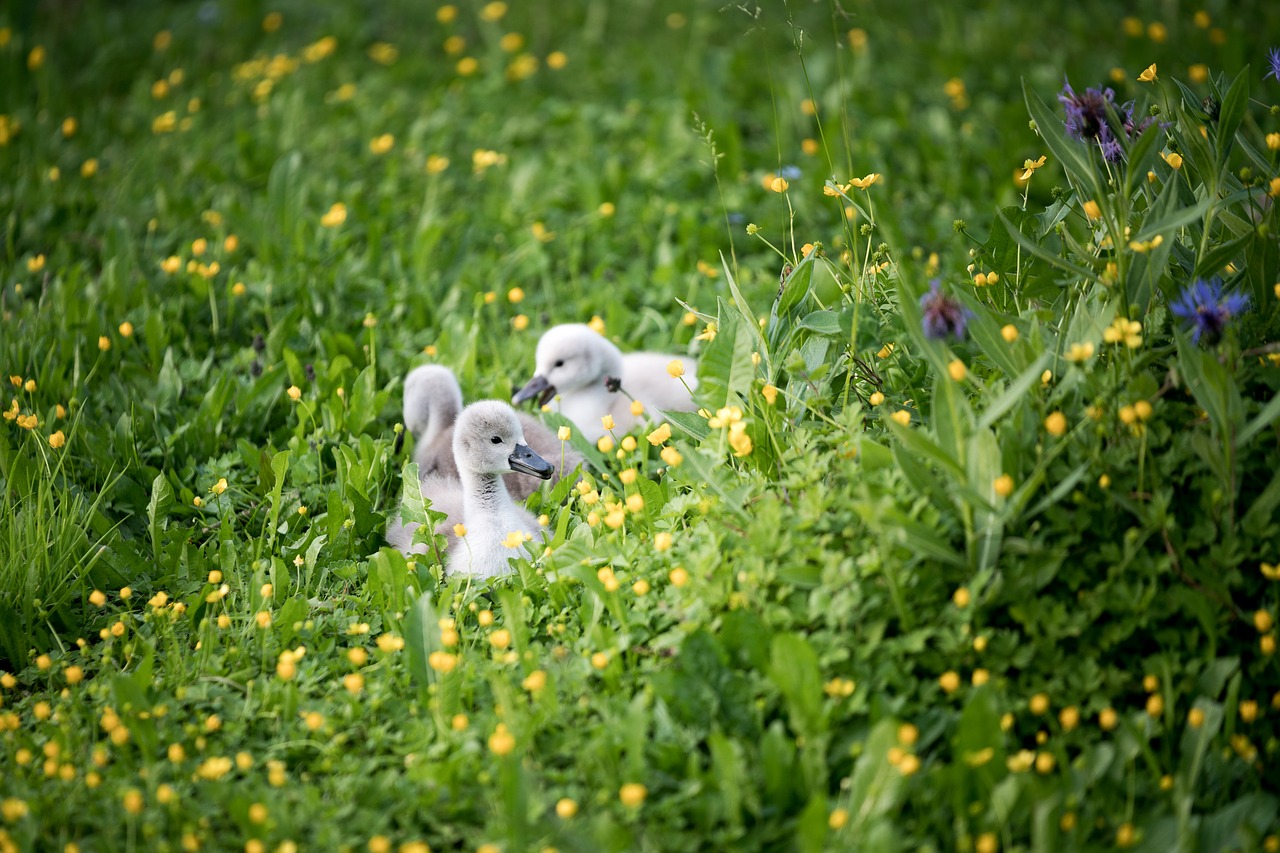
2, 0, 1280, 850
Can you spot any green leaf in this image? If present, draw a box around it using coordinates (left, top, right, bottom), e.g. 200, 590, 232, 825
1215, 66, 1250, 163
931, 372, 972, 470
1239, 387, 1280, 448
1123, 123, 1163, 198
984, 206, 1039, 272
885, 417, 965, 479
768, 633, 824, 738
346, 365, 380, 436
966, 428, 1003, 572
845, 718, 906, 840
699, 299, 757, 410
1175, 332, 1242, 439
977, 352, 1052, 431
265, 450, 291, 552
147, 474, 174, 566
774, 252, 815, 320
664, 410, 711, 443
797, 310, 842, 337
996, 208, 1097, 282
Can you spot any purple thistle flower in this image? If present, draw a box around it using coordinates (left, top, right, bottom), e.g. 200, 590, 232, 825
1267, 47, 1280, 82
1169, 277, 1251, 345
919, 280, 970, 341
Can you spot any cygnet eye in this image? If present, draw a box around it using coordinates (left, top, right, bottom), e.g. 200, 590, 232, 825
553, 359, 564, 368
490, 435, 503, 444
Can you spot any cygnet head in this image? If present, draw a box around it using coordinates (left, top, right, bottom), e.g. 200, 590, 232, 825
453, 400, 554, 479
403, 365, 464, 438
512, 324, 623, 407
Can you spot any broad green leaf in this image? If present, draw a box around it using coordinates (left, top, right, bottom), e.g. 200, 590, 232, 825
699, 299, 757, 410
774, 251, 815, 320
797, 309, 842, 337
147, 473, 174, 566
1215, 66, 1250, 164
768, 633, 824, 738
966, 428, 1003, 573
265, 449, 291, 552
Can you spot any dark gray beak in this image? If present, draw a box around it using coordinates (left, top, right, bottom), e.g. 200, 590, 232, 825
508, 443, 554, 479
512, 374, 555, 407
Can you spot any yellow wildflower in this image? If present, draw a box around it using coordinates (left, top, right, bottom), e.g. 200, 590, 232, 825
647, 423, 672, 445
1019, 155, 1047, 181
618, 783, 647, 808
321, 203, 347, 228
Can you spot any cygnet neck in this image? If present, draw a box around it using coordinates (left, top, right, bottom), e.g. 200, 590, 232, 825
460, 467, 513, 519
420, 389, 462, 445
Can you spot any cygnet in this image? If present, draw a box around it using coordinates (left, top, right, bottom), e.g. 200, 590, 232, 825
387, 401, 552, 578
512, 324, 697, 442
403, 364, 581, 501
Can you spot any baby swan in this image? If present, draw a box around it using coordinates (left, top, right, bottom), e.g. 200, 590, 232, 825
512, 324, 698, 442
387, 401, 553, 578
403, 364, 580, 501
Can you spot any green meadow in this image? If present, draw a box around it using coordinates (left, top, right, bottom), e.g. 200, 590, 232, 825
2, 0, 1280, 850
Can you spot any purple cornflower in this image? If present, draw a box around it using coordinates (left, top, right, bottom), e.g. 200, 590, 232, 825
919, 280, 970, 341
1059, 79, 1147, 163
1059, 81, 1115, 142
1266, 47, 1280, 82
1169, 277, 1251, 345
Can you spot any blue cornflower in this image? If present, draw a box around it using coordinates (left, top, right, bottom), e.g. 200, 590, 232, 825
1266, 47, 1280, 82
1169, 277, 1251, 345
919, 280, 970, 341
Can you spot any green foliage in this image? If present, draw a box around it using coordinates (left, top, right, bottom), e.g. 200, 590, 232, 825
1, 1, 1279, 851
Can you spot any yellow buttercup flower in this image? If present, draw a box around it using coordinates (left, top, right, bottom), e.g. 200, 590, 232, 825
1160, 151, 1183, 170
488, 723, 515, 756
848, 173, 880, 190
321, 203, 347, 228
993, 474, 1014, 498
1137, 63, 1157, 82
618, 783, 647, 808
1064, 342, 1094, 363
1019, 155, 1047, 181
1082, 200, 1102, 220
647, 423, 672, 445
1103, 316, 1143, 348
